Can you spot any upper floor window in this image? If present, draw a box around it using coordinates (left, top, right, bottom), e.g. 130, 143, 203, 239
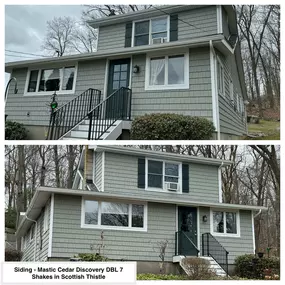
217, 58, 225, 96
146, 159, 182, 192
25, 66, 76, 95
211, 209, 240, 237
133, 17, 169, 47
82, 199, 147, 231
145, 53, 189, 90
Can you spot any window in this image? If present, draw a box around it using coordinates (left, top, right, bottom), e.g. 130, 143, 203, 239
146, 159, 181, 191
146, 54, 189, 90
133, 17, 168, 46
211, 210, 240, 237
25, 66, 76, 95
83, 200, 147, 231
217, 58, 225, 96
43, 205, 49, 232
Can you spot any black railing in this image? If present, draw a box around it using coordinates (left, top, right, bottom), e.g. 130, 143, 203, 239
87, 87, 132, 140
202, 233, 229, 276
175, 231, 199, 257
47, 88, 101, 140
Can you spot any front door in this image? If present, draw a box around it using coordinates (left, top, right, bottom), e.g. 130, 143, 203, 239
178, 206, 198, 256
106, 58, 131, 119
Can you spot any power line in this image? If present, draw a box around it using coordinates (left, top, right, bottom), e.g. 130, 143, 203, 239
5, 49, 50, 58
152, 6, 210, 34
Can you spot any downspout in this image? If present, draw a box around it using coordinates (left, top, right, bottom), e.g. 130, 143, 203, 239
83, 145, 88, 190
25, 215, 37, 262
218, 161, 224, 203
254, 209, 262, 218
209, 40, 221, 140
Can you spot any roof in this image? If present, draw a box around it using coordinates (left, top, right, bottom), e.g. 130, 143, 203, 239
92, 145, 233, 167
16, 186, 267, 237
5, 34, 223, 72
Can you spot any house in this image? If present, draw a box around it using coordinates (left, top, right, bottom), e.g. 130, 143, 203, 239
5, 5, 247, 140
16, 146, 266, 275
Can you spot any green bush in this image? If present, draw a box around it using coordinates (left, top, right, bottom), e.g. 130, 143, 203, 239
5, 249, 22, 261
137, 273, 187, 280
235, 254, 280, 279
130, 113, 215, 140
77, 253, 109, 261
5, 121, 28, 140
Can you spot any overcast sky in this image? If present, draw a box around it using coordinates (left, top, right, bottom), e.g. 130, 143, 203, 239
5, 5, 84, 83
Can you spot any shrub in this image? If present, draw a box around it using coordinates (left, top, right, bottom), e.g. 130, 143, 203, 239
235, 254, 280, 279
5, 249, 22, 261
77, 253, 109, 261
181, 257, 216, 280
130, 113, 215, 140
5, 121, 28, 140
137, 273, 187, 280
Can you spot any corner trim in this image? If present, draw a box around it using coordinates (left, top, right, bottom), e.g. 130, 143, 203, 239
101, 151, 105, 191
218, 167, 222, 203
252, 211, 256, 254
47, 193, 54, 257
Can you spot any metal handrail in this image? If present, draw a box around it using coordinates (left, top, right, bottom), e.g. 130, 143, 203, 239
47, 88, 101, 140
87, 87, 132, 140
175, 231, 199, 256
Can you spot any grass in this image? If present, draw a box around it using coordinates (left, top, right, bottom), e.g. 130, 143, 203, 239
243, 119, 280, 140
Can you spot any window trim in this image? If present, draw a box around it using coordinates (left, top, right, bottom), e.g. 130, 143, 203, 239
81, 198, 148, 232
24, 63, 78, 96
145, 158, 182, 193
145, 52, 189, 90
210, 208, 240, 238
131, 15, 170, 47
216, 56, 225, 97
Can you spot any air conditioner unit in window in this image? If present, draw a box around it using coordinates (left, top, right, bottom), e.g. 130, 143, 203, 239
165, 182, 179, 192
152, 37, 167, 44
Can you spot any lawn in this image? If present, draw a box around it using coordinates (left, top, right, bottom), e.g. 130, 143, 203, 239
244, 120, 280, 140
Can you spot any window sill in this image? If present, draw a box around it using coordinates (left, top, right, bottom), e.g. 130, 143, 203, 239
145, 84, 189, 91
23, 90, 75, 97
211, 232, 240, 238
81, 225, 147, 232
145, 188, 182, 194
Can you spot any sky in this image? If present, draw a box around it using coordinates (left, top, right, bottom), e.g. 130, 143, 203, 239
5, 5, 84, 84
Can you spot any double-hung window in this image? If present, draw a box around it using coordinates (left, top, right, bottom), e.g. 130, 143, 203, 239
217, 58, 225, 96
147, 159, 181, 191
133, 17, 168, 46
83, 200, 146, 231
146, 53, 189, 90
211, 209, 240, 237
25, 66, 76, 95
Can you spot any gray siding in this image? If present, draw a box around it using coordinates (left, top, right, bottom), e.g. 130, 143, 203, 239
85, 149, 93, 181
96, 6, 217, 52
6, 59, 106, 127
103, 152, 219, 203
178, 6, 217, 41
217, 51, 246, 136
52, 194, 176, 261
94, 152, 103, 190
199, 207, 254, 264
97, 23, 126, 52
22, 199, 50, 261
131, 47, 212, 119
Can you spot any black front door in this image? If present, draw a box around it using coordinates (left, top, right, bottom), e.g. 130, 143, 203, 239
106, 58, 131, 118
178, 206, 198, 256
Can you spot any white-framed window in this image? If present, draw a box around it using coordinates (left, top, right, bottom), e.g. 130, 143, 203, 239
82, 199, 147, 231
145, 158, 182, 192
217, 57, 225, 96
29, 225, 35, 242
210, 209, 240, 237
24, 65, 77, 96
133, 16, 169, 47
145, 53, 189, 90
43, 205, 49, 233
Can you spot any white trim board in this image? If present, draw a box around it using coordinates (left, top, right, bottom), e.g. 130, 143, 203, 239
47, 194, 54, 258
